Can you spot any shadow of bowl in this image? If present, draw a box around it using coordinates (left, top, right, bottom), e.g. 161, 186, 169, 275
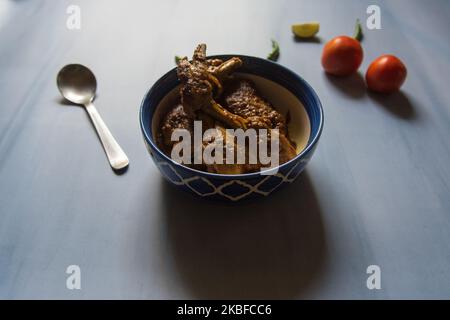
160, 171, 327, 299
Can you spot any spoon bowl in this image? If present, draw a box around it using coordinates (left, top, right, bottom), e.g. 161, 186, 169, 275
57, 64, 97, 105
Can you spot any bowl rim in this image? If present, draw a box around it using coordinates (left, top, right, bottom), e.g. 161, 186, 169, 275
139, 54, 324, 179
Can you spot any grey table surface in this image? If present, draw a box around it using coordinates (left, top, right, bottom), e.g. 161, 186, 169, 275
1, 0, 450, 299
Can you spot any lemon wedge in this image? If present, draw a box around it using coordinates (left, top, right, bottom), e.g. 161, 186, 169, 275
291, 22, 320, 38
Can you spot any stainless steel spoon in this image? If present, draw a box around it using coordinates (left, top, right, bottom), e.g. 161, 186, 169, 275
57, 64, 129, 170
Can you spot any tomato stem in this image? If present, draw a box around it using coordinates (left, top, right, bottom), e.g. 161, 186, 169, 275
353, 19, 364, 42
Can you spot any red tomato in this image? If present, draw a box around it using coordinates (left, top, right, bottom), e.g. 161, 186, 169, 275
321, 36, 363, 76
366, 55, 407, 93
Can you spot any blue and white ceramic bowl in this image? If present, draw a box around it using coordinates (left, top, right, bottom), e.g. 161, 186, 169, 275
140, 55, 323, 201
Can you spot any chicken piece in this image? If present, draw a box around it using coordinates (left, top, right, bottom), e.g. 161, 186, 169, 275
278, 133, 298, 164
221, 79, 297, 164
203, 126, 247, 175
159, 103, 193, 148
157, 103, 196, 165
196, 110, 216, 131
177, 44, 248, 129
221, 79, 287, 132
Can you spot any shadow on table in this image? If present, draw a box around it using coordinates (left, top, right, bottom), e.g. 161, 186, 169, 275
368, 91, 417, 120
324, 72, 366, 99
56, 97, 75, 106
160, 171, 327, 299
323, 73, 417, 120
292, 35, 322, 43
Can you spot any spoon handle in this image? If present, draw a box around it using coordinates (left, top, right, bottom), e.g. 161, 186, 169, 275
85, 102, 129, 170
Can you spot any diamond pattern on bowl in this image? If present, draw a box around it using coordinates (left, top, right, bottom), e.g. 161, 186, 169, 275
217, 181, 252, 200
255, 175, 284, 193
184, 176, 217, 196
157, 162, 184, 185
156, 161, 308, 201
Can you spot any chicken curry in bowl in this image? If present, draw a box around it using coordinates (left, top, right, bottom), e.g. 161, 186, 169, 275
155, 44, 309, 174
